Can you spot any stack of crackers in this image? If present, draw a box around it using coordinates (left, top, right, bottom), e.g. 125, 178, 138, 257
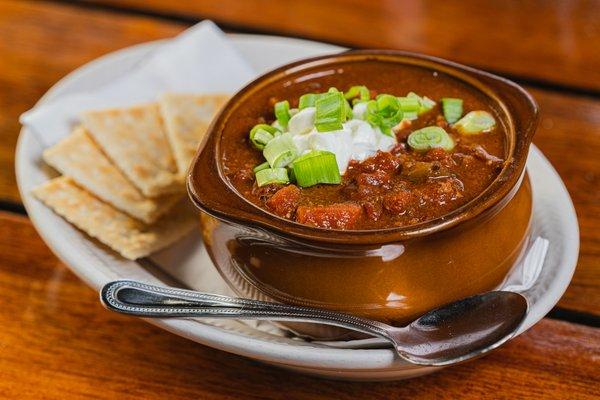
32, 93, 229, 260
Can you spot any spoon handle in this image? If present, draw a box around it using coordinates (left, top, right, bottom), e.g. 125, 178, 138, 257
100, 280, 393, 340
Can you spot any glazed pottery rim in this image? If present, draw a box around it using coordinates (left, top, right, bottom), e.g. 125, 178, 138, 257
188, 49, 539, 244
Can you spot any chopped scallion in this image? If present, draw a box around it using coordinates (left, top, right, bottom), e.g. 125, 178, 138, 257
403, 111, 419, 121
274, 100, 291, 129
344, 98, 353, 119
315, 92, 347, 132
454, 111, 496, 134
249, 124, 279, 150
442, 98, 463, 124
327, 87, 354, 118
263, 132, 298, 168
299, 93, 318, 109
271, 120, 284, 133
376, 94, 398, 113
253, 161, 270, 174
420, 96, 436, 111
255, 168, 289, 187
287, 166, 296, 183
407, 92, 436, 114
292, 150, 341, 188
397, 97, 421, 113
407, 126, 455, 152
251, 130, 273, 149
344, 86, 370, 104
365, 95, 403, 136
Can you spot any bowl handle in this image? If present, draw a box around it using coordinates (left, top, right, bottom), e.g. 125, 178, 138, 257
478, 73, 539, 150
187, 122, 274, 229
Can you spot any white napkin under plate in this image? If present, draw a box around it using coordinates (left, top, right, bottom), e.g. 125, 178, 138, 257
20, 20, 255, 147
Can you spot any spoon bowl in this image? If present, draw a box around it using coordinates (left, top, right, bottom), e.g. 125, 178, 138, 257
390, 291, 528, 365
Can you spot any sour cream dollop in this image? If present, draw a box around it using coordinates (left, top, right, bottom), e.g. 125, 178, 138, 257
284, 105, 397, 173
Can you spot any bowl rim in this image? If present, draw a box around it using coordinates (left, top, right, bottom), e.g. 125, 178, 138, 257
188, 49, 539, 245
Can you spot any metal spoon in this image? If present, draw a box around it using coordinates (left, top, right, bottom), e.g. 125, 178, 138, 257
100, 279, 528, 366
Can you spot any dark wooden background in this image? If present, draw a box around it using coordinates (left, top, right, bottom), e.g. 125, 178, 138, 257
0, 1, 598, 398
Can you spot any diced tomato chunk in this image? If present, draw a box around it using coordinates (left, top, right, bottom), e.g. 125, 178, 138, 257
355, 170, 391, 198
417, 178, 463, 205
296, 203, 362, 230
266, 185, 301, 219
383, 191, 414, 214
359, 151, 401, 173
362, 201, 383, 221
356, 170, 390, 187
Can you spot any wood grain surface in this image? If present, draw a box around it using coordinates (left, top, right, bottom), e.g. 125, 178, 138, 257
2, 0, 598, 315
0, 0, 183, 203
529, 88, 600, 316
0, 211, 598, 399
0, 1, 598, 397
83, 0, 600, 92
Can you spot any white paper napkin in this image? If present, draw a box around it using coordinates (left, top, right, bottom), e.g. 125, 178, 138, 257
20, 20, 256, 147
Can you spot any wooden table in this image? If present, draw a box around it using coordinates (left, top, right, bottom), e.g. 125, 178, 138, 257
0, 1, 598, 398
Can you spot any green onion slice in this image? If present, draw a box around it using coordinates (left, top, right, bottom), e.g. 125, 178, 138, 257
397, 97, 420, 121
365, 95, 403, 136
299, 93, 318, 109
420, 96, 436, 111
344, 86, 370, 104
263, 132, 298, 168
271, 120, 284, 133
402, 111, 419, 121
454, 111, 496, 134
407, 92, 436, 114
255, 168, 289, 187
344, 98, 353, 119
377, 94, 398, 112
328, 88, 354, 119
442, 98, 463, 124
397, 96, 421, 113
274, 100, 291, 129
292, 150, 341, 188
315, 92, 347, 132
407, 126, 455, 152
249, 124, 278, 150
287, 166, 296, 183
253, 161, 270, 174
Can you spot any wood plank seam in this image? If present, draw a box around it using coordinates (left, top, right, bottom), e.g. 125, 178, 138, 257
548, 308, 600, 328
0, 200, 27, 215
60, 0, 600, 98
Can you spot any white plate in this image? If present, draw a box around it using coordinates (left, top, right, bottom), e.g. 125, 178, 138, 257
15, 34, 579, 380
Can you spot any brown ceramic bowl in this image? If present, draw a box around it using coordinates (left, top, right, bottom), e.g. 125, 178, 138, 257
188, 50, 538, 339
